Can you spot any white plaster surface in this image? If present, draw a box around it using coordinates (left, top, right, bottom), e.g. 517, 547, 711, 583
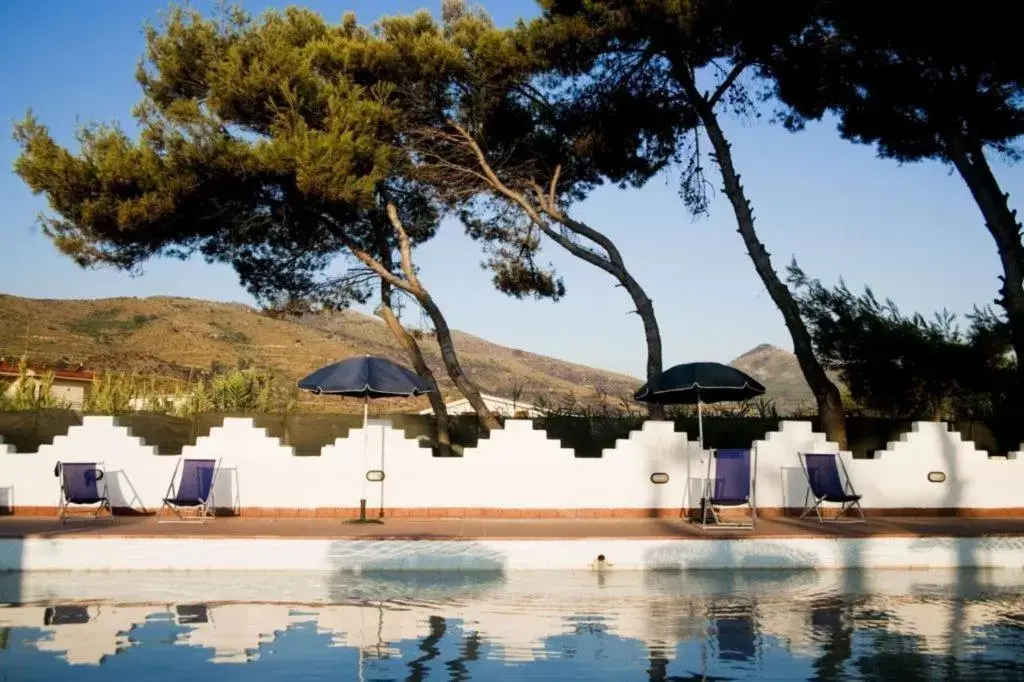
0, 417, 1022, 513
2, 534, 1023, 572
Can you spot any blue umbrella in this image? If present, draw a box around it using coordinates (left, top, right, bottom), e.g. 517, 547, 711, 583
299, 355, 434, 524
298, 354, 433, 426
634, 362, 765, 449
299, 355, 433, 397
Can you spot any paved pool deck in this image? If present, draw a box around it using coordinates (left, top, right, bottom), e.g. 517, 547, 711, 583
2, 515, 1024, 540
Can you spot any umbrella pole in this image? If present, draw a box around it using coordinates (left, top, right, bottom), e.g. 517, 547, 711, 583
348, 395, 381, 524
697, 393, 705, 451
360, 397, 369, 522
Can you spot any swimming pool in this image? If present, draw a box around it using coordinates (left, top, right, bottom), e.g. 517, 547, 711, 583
2, 568, 1023, 680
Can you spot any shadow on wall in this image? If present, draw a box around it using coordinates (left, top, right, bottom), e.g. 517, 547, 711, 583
104, 469, 150, 515
643, 519, 825, 571
212, 466, 239, 516
0, 485, 13, 516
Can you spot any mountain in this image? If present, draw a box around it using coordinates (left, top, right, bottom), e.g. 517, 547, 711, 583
0, 294, 642, 412
0, 293, 836, 415
729, 343, 844, 414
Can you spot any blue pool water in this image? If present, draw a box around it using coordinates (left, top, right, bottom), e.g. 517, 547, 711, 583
1, 568, 1023, 680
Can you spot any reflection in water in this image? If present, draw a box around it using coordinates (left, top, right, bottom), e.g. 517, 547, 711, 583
1, 569, 1023, 680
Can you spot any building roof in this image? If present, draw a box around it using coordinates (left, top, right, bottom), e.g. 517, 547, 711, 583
0, 361, 96, 383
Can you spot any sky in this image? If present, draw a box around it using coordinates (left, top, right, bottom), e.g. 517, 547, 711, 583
0, 0, 1020, 379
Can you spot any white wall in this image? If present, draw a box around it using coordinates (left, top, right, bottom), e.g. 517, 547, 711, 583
1, 377, 88, 410
1, 416, 1022, 513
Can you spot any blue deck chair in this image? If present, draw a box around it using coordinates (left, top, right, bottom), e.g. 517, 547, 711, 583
54, 461, 113, 523
799, 452, 866, 523
700, 448, 756, 530
160, 458, 220, 523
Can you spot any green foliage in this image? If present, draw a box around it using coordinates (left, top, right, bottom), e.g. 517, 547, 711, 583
12, 4, 443, 312
522, 0, 777, 215
789, 262, 1014, 420
751, 0, 1023, 165
172, 366, 297, 415
533, 387, 642, 418
67, 308, 158, 342
68, 362, 295, 416
83, 372, 141, 414
0, 358, 71, 411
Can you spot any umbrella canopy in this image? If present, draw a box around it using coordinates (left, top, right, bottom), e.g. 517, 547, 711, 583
634, 362, 766, 452
633, 362, 765, 405
298, 355, 433, 398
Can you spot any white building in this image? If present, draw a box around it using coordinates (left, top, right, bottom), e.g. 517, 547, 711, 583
418, 392, 543, 418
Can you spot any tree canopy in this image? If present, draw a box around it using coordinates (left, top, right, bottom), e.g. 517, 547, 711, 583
518, 0, 849, 443
789, 263, 1014, 421
751, 0, 1024, 388
12, 5, 521, 429
753, 0, 1023, 165
15, 7, 432, 309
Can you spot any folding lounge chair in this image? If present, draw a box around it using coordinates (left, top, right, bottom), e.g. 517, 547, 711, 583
700, 448, 756, 530
54, 461, 113, 523
160, 458, 220, 523
799, 452, 866, 523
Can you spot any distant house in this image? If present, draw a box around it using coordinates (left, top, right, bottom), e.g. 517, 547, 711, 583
418, 392, 543, 418
0, 361, 95, 410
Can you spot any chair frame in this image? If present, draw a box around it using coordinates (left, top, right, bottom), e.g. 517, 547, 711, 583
798, 452, 867, 524
159, 457, 221, 524
699, 448, 757, 530
56, 461, 114, 523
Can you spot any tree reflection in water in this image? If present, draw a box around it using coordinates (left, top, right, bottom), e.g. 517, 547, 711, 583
4, 570, 1024, 680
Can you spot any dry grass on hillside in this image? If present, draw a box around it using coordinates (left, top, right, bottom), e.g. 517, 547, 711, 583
0, 294, 642, 413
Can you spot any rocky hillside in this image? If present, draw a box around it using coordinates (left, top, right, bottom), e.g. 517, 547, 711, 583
729, 343, 845, 414
0, 293, 840, 415
0, 294, 641, 412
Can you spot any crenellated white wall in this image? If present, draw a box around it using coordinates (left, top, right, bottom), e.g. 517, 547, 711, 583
749, 420, 841, 510
1, 417, 1022, 513
848, 421, 1023, 509
1, 416, 177, 512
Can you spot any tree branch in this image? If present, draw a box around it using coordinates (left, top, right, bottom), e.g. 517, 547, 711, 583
446, 121, 632, 271
708, 61, 747, 110
547, 164, 561, 208
325, 216, 418, 296
385, 203, 423, 291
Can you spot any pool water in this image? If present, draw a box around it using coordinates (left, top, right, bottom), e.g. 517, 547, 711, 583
1, 568, 1023, 680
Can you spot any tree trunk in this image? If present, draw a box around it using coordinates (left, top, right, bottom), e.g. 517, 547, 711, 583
377, 278, 454, 457
531, 215, 666, 419
617, 272, 667, 420
446, 124, 666, 419
690, 86, 848, 448
529, 217, 667, 420
339, 205, 500, 435
945, 134, 1024, 385
414, 292, 502, 431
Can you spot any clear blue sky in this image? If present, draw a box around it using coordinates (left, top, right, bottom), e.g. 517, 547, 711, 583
1, 0, 1019, 379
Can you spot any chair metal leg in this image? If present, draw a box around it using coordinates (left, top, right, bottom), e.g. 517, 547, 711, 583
160, 502, 212, 524
799, 489, 816, 520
